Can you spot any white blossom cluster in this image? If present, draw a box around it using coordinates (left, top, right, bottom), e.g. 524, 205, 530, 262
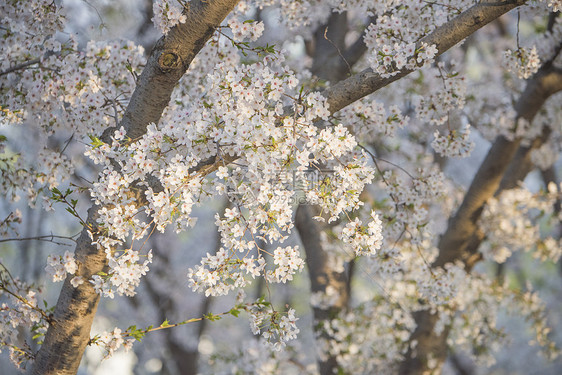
361, 1, 473, 78
314, 301, 415, 374
320, 232, 561, 371
152, 0, 188, 35
418, 263, 466, 306
250, 0, 332, 33
85, 48, 381, 299
1, 3, 145, 203
210, 337, 316, 374
480, 184, 562, 264
477, 106, 546, 143
228, 18, 265, 42
248, 305, 300, 351
382, 168, 446, 241
0, 272, 47, 369
431, 125, 475, 158
0, 0, 64, 73
1, 0, 65, 202
93, 327, 135, 359
337, 99, 409, 140
443, 274, 509, 367
530, 141, 560, 170
45, 251, 82, 286
90, 249, 153, 298
2, 0, 562, 370
0, 210, 22, 237
415, 64, 468, 126
366, 37, 437, 77
464, 11, 561, 145
449, 273, 561, 366
502, 46, 541, 79
339, 210, 383, 256
512, 287, 560, 361
186, 211, 304, 297
187, 244, 264, 297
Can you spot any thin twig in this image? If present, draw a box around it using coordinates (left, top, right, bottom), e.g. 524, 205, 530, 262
0, 233, 79, 246
0, 59, 41, 76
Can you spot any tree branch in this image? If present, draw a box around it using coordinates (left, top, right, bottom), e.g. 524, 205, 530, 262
31, 2, 239, 375
399, 65, 562, 375
0, 58, 41, 76
323, 0, 527, 114
102, 0, 240, 141
435, 66, 562, 268
0, 234, 78, 246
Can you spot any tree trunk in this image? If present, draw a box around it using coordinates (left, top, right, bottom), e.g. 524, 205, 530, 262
31, 2, 239, 374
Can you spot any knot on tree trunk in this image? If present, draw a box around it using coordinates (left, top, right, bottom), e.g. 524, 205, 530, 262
158, 50, 182, 71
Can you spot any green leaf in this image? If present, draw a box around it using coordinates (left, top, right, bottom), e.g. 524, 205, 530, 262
204, 313, 222, 322
88, 135, 104, 149
130, 330, 146, 342
229, 308, 241, 317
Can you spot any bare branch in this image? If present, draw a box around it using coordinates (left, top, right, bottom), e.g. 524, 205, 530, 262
311, 12, 350, 82
0, 233, 78, 246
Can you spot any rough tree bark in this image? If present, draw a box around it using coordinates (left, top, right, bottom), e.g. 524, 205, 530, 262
295, 205, 350, 374
31, 2, 239, 374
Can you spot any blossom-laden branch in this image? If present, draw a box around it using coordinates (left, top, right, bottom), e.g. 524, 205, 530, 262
436, 66, 562, 269
296, 2, 528, 373
323, 0, 528, 114
0, 1, 556, 374
173, 1, 531, 175
31, 2, 240, 375
399, 54, 562, 375
104, 0, 242, 142
0, 263, 54, 369
0, 58, 41, 76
